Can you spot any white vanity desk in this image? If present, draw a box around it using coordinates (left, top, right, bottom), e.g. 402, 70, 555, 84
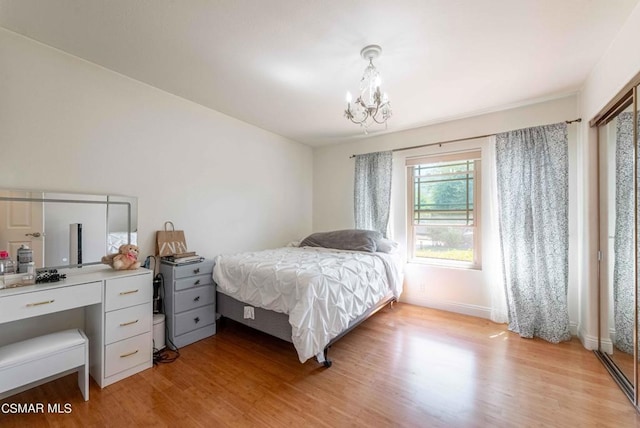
0, 266, 153, 389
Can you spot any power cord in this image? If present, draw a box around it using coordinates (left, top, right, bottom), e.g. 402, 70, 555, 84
153, 342, 179, 364
152, 272, 180, 365
143, 255, 158, 276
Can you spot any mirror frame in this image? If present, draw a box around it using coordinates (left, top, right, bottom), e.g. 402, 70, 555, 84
0, 191, 136, 271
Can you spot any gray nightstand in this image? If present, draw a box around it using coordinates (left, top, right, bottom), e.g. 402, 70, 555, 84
159, 259, 216, 348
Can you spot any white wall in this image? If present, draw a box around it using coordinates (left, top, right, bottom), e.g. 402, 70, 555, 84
4, 0, 640, 351
0, 28, 313, 263
312, 1, 640, 347
313, 96, 580, 325
577, 2, 640, 349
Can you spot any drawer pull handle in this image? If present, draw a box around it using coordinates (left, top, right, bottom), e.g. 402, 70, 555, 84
26, 299, 55, 307
193, 268, 200, 274
120, 319, 139, 327
194, 279, 201, 286
194, 316, 200, 324
120, 349, 139, 358
194, 296, 200, 302
119, 289, 139, 296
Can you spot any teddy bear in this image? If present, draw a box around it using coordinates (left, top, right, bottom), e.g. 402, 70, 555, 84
101, 244, 141, 270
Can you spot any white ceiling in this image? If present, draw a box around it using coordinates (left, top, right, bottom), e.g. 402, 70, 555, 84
1, 0, 638, 146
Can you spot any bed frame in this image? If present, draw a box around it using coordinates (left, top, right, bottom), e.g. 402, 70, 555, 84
216, 290, 396, 367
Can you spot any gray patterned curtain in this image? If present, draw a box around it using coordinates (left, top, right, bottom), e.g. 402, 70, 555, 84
495, 123, 571, 343
354, 151, 392, 237
613, 112, 636, 354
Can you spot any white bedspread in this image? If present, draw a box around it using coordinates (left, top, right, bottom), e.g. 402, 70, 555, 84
213, 247, 402, 363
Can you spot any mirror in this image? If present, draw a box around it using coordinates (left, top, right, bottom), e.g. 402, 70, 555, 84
0, 189, 137, 270
597, 84, 638, 405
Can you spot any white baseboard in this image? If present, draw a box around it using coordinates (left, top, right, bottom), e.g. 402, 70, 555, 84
577, 326, 611, 352
400, 294, 492, 320
569, 321, 578, 336
402, 295, 582, 339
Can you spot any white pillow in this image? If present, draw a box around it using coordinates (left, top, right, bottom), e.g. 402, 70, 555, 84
377, 238, 399, 253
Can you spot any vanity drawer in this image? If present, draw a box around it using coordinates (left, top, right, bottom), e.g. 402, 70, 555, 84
104, 332, 152, 378
105, 303, 152, 345
174, 286, 215, 313
105, 274, 152, 312
174, 305, 215, 336
175, 273, 213, 291
0, 282, 101, 324
173, 260, 214, 279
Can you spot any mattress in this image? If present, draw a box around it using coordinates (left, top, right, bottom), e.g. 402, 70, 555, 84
213, 246, 402, 363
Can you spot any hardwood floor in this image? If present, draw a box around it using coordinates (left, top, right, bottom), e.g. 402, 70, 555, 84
2, 303, 640, 427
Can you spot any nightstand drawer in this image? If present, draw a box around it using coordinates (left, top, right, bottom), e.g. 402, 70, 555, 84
105, 303, 152, 345
175, 273, 213, 291
174, 260, 214, 279
105, 274, 152, 312
174, 305, 215, 336
104, 332, 152, 378
175, 286, 215, 313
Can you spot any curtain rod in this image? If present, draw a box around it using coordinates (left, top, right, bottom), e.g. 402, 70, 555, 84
348, 118, 582, 158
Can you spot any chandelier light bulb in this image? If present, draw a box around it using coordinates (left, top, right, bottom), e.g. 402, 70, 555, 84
346, 91, 353, 104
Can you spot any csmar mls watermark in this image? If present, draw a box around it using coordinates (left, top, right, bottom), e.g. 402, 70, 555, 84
1, 402, 72, 414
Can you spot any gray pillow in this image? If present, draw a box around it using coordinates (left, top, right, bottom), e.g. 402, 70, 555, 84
299, 229, 382, 253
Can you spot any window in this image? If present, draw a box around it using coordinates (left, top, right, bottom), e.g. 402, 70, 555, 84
406, 150, 481, 267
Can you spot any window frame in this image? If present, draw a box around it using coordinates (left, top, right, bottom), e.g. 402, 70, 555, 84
406, 150, 482, 269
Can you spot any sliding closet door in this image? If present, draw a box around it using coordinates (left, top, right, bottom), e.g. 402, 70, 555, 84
596, 85, 638, 406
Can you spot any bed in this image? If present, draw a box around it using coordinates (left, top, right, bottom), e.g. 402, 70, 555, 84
213, 229, 403, 367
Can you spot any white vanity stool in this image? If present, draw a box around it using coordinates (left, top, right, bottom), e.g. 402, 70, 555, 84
0, 328, 89, 401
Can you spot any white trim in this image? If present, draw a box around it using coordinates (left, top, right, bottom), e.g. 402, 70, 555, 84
403, 294, 583, 340
578, 325, 610, 352
405, 149, 482, 166
569, 321, 578, 336
401, 294, 492, 320
406, 153, 482, 267
407, 258, 480, 271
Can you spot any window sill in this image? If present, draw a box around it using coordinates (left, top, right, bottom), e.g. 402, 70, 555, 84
408, 258, 481, 271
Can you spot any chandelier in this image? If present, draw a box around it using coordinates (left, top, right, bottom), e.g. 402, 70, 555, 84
344, 44, 392, 132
